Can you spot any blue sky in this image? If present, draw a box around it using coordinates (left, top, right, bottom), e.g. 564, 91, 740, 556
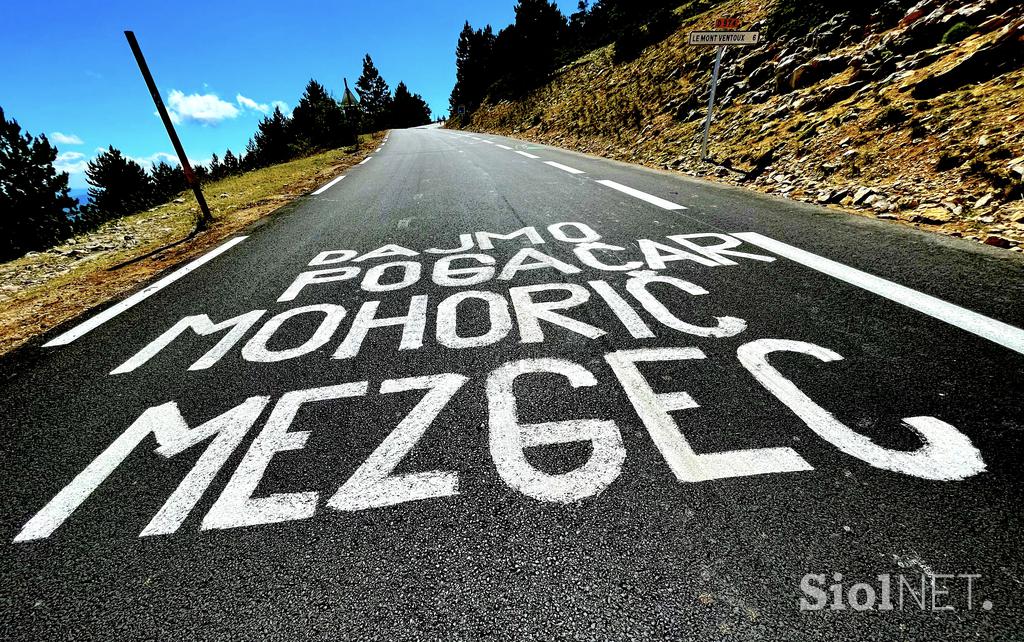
2, 0, 515, 187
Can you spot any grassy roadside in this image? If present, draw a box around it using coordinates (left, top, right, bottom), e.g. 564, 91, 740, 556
0, 131, 384, 358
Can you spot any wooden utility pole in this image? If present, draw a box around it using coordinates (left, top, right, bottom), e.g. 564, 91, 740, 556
124, 31, 213, 232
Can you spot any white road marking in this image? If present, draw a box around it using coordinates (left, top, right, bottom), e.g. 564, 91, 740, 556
312, 174, 346, 195
496, 144, 512, 150
515, 151, 540, 159
359, 157, 372, 165
375, 147, 382, 152
595, 180, 687, 210
482, 140, 494, 144
732, 231, 1024, 356
43, 236, 249, 347
471, 137, 482, 141
544, 161, 585, 175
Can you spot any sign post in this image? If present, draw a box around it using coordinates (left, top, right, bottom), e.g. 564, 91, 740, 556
687, 20, 761, 160
124, 31, 213, 232
700, 45, 725, 160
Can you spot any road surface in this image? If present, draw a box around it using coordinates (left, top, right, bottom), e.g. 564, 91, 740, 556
3, 126, 1023, 640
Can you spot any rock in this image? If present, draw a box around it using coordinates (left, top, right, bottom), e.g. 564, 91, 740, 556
219, 193, 229, 198
839, 137, 852, 146
911, 18, 1024, 99
942, 202, 964, 217
872, 199, 893, 211
974, 193, 995, 208
852, 186, 875, 205
1009, 156, 1024, 179
977, 14, 1011, 34
815, 81, 865, 110
791, 55, 852, 90
912, 207, 952, 224
977, 215, 995, 223
173, 198, 185, 204
876, 212, 898, 219
863, 193, 882, 206
899, 0, 935, 28
983, 235, 1014, 248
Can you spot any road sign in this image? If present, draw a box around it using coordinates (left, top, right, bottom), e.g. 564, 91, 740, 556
687, 26, 762, 159
688, 31, 760, 46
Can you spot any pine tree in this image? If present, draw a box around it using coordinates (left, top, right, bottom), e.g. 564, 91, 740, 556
223, 149, 239, 175
491, 0, 568, 96
290, 79, 354, 152
192, 162, 210, 184
355, 54, 392, 132
450, 23, 496, 115
248, 106, 292, 168
391, 82, 433, 128
85, 146, 153, 221
0, 107, 77, 259
208, 152, 223, 180
149, 161, 186, 203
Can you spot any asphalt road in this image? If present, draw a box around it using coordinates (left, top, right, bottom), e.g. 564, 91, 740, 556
3, 125, 1023, 641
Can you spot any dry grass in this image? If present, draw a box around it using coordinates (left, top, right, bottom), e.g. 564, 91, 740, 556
0, 132, 384, 358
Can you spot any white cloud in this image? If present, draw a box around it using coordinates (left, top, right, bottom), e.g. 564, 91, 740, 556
128, 151, 181, 170
166, 89, 240, 125
271, 100, 292, 117
53, 151, 88, 175
51, 132, 83, 145
236, 94, 269, 113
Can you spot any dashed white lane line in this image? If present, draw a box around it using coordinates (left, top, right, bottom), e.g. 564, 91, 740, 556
544, 161, 585, 175
359, 157, 372, 165
471, 137, 482, 140
482, 140, 494, 144
515, 150, 540, 159
733, 232, 1024, 356
375, 147, 382, 152
595, 179, 686, 210
43, 236, 249, 347
312, 174, 346, 195
496, 144, 512, 150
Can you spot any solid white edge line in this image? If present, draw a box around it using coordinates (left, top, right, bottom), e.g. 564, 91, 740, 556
544, 161, 585, 175
732, 231, 1024, 356
43, 236, 249, 347
595, 179, 686, 210
496, 144, 512, 150
359, 157, 372, 165
515, 150, 540, 159
312, 174, 346, 195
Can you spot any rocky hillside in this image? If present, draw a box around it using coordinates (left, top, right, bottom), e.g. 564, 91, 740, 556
453, 0, 1024, 251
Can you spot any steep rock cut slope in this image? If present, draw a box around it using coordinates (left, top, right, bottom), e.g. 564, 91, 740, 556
454, 0, 1024, 251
